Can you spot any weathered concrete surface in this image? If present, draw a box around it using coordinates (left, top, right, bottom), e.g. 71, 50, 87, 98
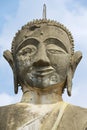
1, 9, 86, 129
0, 102, 87, 130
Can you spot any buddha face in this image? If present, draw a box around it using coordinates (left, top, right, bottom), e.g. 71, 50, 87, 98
15, 25, 71, 89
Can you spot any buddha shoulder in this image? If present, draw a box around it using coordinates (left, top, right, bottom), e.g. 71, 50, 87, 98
0, 103, 40, 130
60, 104, 87, 130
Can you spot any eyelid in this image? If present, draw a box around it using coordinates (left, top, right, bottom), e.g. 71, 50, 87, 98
47, 49, 66, 54
46, 44, 66, 53
18, 45, 37, 56
45, 38, 68, 53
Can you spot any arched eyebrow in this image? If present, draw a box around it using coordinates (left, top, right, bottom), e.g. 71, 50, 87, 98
44, 38, 68, 53
16, 38, 39, 52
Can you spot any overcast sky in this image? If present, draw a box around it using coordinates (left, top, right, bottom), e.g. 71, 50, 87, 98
0, 0, 87, 107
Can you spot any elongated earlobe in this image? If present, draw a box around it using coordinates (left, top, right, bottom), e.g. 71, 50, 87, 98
67, 68, 73, 96
13, 64, 19, 94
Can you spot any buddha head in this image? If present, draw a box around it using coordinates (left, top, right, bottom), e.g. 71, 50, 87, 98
3, 19, 82, 96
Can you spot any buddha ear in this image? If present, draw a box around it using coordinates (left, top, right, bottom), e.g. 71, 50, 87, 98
3, 50, 18, 94
3, 50, 13, 70
71, 51, 82, 77
67, 51, 82, 96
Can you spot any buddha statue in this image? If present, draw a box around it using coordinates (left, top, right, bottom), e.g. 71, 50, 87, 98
0, 5, 87, 130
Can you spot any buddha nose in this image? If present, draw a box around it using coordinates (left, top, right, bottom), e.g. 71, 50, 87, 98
33, 45, 50, 67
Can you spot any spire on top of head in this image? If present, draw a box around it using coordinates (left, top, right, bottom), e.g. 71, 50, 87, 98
43, 4, 46, 19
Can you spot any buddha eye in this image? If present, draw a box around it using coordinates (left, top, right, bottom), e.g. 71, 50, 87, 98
46, 43, 66, 55
23, 47, 37, 56
47, 49, 65, 54
18, 45, 37, 56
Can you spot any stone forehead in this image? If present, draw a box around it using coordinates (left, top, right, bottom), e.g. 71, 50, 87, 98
11, 19, 74, 55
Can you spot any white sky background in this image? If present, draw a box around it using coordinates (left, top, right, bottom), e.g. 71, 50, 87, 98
0, 0, 87, 107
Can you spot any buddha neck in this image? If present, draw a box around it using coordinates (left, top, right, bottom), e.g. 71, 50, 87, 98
21, 82, 65, 104
21, 91, 63, 104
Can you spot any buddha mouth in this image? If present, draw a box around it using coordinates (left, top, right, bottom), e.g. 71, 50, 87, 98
32, 66, 55, 77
